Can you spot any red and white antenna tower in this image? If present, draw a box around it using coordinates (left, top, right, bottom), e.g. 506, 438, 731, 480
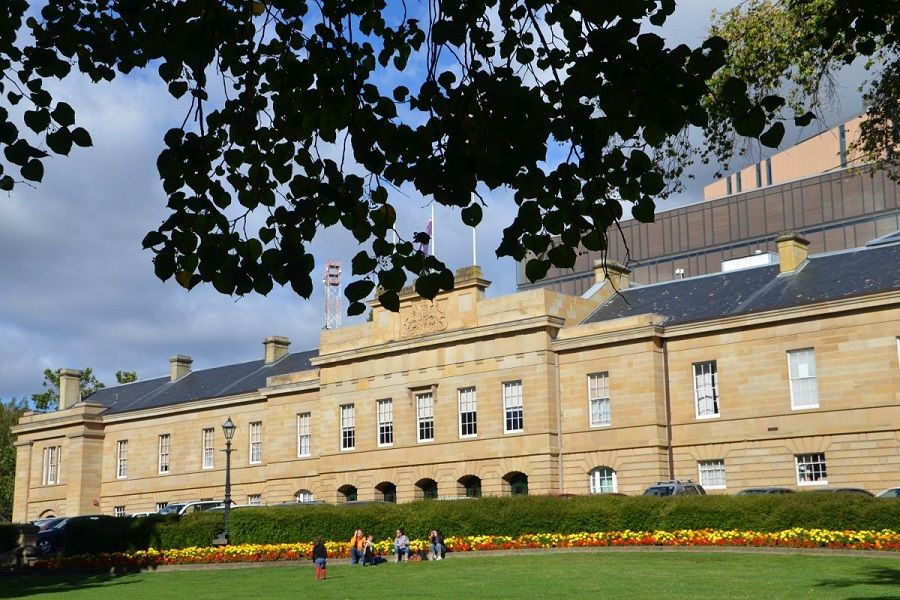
323, 261, 342, 330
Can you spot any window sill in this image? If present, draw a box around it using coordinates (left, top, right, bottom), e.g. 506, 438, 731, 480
695, 413, 720, 420
790, 404, 820, 411
798, 480, 828, 486
590, 422, 612, 428
459, 434, 477, 440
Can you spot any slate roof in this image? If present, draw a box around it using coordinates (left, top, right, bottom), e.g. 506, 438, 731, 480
583, 239, 900, 327
85, 350, 318, 415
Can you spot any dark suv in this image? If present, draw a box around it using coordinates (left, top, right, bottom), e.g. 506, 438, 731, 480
37, 515, 105, 556
643, 480, 706, 497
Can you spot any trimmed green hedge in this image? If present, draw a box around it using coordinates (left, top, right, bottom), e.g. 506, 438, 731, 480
53, 494, 900, 555
0, 523, 18, 553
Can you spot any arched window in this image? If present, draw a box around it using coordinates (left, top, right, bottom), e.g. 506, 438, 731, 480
338, 484, 358, 502
458, 475, 482, 498
294, 489, 314, 503
503, 471, 528, 496
376, 481, 397, 503
589, 467, 617, 494
415, 478, 438, 499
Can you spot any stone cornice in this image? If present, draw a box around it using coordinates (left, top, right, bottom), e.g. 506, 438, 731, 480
260, 377, 320, 397
312, 315, 566, 367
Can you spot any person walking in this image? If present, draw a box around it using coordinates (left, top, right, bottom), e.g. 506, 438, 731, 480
394, 528, 410, 562
312, 536, 327, 580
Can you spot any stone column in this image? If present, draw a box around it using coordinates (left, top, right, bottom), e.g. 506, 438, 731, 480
65, 431, 105, 516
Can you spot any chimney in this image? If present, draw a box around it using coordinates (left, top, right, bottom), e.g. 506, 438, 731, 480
58, 368, 82, 410
169, 355, 193, 382
776, 231, 810, 273
263, 336, 290, 364
593, 259, 631, 291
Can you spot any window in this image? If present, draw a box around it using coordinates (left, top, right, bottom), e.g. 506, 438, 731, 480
588, 373, 611, 427
765, 158, 773, 185
248, 494, 262, 506
42, 446, 61, 485
158, 434, 171, 474
249, 421, 262, 464
116, 440, 128, 479
416, 392, 434, 442
726, 176, 733, 195
297, 413, 311, 457
377, 399, 393, 446
735, 172, 742, 193
503, 381, 524, 433
340, 404, 355, 450
114, 506, 126, 517
156, 501, 168, 512
295, 490, 314, 503
589, 467, 617, 494
788, 348, 819, 409
698, 460, 726, 489
458, 387, 477, 438
202, 428, 215, 469
796, 453, 827, 485
755, 162, 762, 188
693, 361, 720, 418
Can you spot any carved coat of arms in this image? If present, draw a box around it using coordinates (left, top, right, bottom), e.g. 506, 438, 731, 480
401, 301, 447, 337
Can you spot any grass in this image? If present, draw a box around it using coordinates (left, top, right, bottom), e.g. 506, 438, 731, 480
4, 551, 900, 599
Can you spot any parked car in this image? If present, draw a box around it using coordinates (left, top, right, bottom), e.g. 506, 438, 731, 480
805, 487, 874, 497
157, 500, 223, 516
736, 487, 796, 495
642, 480, 706, 497
36, 515, 105, 556
32, 516, 65, 530
129, 511, 156, 517
876, 487, 900, 498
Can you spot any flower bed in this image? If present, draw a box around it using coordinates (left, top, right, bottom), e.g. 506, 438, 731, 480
33, 528, 900, 569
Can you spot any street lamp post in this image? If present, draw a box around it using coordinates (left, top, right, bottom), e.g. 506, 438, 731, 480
214, 417, 237, 546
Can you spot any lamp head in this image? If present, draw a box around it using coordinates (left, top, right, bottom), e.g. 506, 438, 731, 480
222, 417, 237, 441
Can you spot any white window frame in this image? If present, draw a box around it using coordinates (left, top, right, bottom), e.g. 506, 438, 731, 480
201, 428, 215, 469
698, 459, 727, 489
158, 434, 171, 474
693, 361, 720, 418
416, 392, 434, 443
114, 506, 126, 517
295, 490, 314, 503
248, 494, 262, 506
796, 453, 828, 486
588, 372, 611, 427
155, 501, 168, 512
458, 387, 477, 438
788, 348, 819, 410
589, 467, 617, 494
377, 399, 393, 447
297, 413, 312, 457
503, 381, 524, 433
249, 421, 263, 464
340, 404, 355, 450
42, 446, 61, 485
116, 440, 128, 479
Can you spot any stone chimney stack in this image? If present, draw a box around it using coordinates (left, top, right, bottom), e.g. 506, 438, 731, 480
593, 259, 631, 291
263, 336, 290, 364
169, 355, 193, 382
58, 368, 82, 410
776, 231, 810, 274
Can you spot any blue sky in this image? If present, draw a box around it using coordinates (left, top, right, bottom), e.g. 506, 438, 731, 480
0, 1, 868, 401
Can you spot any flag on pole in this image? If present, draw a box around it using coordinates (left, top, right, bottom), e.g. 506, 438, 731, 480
419, 218, 433, 255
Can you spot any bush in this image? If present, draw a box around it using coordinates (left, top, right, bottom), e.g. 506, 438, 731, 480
50, 494, 900, 555
0, 523, 18, 553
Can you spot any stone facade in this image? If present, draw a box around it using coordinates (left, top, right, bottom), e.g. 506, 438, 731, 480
11, 256, 900, 521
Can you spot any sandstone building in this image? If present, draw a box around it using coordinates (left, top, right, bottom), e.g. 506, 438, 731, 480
12, 233, 900, 521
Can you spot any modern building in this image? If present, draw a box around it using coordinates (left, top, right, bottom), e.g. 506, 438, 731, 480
12, 232, 900, 521
518, 116, 900, 296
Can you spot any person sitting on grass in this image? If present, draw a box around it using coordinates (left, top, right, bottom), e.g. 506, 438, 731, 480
362, 533, 375, 566
394, 528, 410, 562
349, 528, 364, 565
430, 529, 445, 560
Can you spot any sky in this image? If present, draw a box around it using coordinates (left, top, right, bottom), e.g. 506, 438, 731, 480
0, 1, 869, 402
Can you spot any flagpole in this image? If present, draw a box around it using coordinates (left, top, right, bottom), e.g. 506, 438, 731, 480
431, 204, 435, 257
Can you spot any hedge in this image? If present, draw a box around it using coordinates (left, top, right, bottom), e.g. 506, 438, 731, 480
34, 494, 900, 556
0, 523, 18, 554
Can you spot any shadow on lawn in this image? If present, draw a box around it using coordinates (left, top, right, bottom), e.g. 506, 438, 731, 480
0, 571, 140, 598
816, 565, 900, 600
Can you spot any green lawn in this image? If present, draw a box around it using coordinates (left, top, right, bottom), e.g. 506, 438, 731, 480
4, 551, 900, 599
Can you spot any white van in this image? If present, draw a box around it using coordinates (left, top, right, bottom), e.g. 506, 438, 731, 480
157, 500, 223, 515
